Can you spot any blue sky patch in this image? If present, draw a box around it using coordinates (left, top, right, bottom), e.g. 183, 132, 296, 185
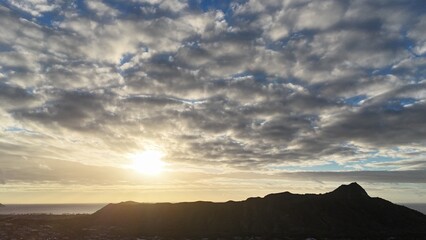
343, 95, 368, 106
384, 98, 417, 112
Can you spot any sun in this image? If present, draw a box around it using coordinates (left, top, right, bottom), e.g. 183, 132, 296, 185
130, 150, 166, 175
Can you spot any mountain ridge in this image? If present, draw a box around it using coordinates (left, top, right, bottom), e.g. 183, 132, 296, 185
90, 182, 426, 238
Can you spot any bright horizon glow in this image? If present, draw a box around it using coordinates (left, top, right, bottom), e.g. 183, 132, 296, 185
130, 150, 166, 175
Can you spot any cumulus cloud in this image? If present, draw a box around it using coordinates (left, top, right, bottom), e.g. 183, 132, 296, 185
5, 0, 62, 17
409, 16, 426, 55
0, 0, 426, 191
85, 0, 119, 18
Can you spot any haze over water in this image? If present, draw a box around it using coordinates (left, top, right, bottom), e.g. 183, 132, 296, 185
0, 204, 106, 215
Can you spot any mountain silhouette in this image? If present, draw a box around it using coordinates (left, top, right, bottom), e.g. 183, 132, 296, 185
90, 182, 426, 238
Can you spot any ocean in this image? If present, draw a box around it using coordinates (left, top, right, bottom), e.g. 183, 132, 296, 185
402, 203, 426, 214
0, 203, 425, 215
0, 203, 106, 214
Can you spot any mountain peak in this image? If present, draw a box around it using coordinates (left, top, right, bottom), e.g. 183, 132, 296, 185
91, 182, 426, 238
329, 182, 369, 199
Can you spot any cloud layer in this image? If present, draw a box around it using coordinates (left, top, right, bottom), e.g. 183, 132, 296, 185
0, 0, 426, 201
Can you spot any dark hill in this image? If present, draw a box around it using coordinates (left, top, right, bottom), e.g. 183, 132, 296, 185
91, 182, 426, 238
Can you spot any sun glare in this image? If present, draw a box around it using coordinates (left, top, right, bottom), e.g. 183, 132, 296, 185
130, 150, 166, 175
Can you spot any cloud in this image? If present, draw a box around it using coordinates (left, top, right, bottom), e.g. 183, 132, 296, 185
0, 82, 37, 106
282, 170, 426, 184
0, 0, 426, 189
5, 0, 62, 17
408, 15, 426, 55
0, 169, 5, 184
86, 0, 119, 18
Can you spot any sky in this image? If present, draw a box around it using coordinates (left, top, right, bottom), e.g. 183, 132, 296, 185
0, 0, 426, 204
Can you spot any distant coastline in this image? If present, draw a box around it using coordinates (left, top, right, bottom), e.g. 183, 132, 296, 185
0, 203, 106, 215
0, 202, 425, 215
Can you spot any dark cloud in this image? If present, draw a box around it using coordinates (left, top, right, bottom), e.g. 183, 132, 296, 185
283, 170, 426, 184
322, 99, 426, 146
11, 89, 118, 132
0, 82, 36, 105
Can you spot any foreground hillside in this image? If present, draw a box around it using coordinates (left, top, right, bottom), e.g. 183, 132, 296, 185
0, 183, 425, 239
90, 182, 426, 238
